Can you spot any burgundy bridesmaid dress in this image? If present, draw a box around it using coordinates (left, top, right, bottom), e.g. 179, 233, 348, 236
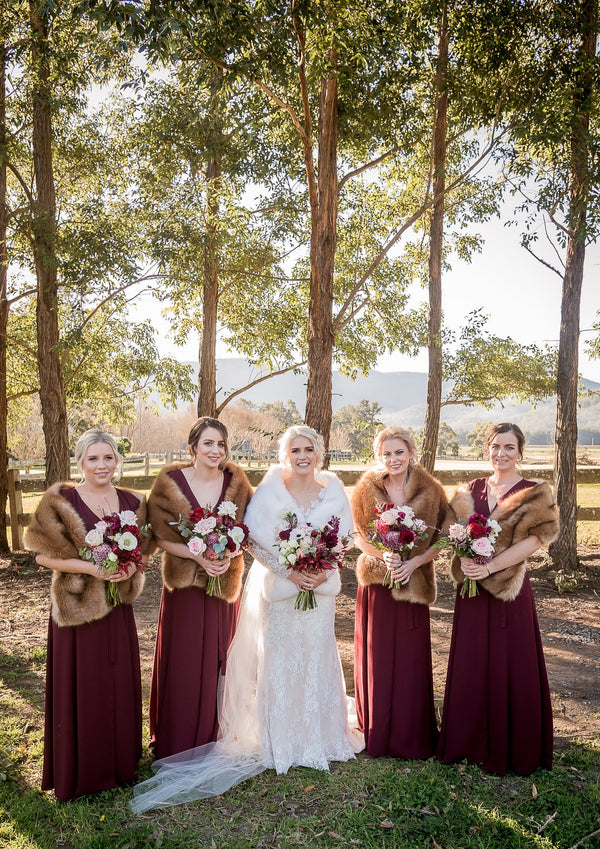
437, 478, 553, 775
354, 585, 438, 759
43, 488, 143, 801
149, 469, 240, 759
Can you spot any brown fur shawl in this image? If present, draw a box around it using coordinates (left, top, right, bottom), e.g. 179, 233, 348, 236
148, 460, 253, 602
24, 482, 147, 627
352, 464, 448, 605
447, 480, 559, 601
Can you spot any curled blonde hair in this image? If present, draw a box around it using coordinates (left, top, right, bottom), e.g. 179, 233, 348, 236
373, 426, 418, 463
74, 428, 123, 481
278, 425, 325, 471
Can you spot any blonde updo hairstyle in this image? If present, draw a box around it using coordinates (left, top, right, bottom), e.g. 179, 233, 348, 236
373, 426, 418, 465
74, 428, 123, 481
278, 425, 325, 472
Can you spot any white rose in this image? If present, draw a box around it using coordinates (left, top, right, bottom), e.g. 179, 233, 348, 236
84, 527, 104, 547
488, 519, 502, 542
217, 501, 237, 518
471, 537, 493, 558
193, 516, 217, 535
188, 536, 207, 555
229, 526, 245, 547
118, 510, 138, 526
379, 509, 398, 525
116, 531, 138, 552
400, 505, 415, 520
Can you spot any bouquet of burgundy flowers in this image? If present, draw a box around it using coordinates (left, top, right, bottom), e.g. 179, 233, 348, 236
172, 501, 249, 596
79, 510, 149, 605
368, 503, 429, 589
276, 511, 352, 610
434, 513, 501, 597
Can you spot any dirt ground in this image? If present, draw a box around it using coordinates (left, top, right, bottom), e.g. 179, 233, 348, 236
1, 548, 599, 755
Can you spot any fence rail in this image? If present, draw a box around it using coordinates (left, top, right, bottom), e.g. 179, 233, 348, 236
6, 467, 600, 551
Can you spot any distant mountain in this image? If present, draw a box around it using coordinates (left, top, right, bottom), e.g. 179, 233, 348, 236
200, 359, 600, 437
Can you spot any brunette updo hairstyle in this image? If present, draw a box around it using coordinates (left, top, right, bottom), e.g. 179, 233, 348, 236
188, 417, 229, 464
373, 426, 418, 463
485, 422, 525, 459
74, 428, 123, 481
278, 425, 325, 471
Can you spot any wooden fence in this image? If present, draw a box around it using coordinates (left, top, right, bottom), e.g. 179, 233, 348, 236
5, 466, 600, 552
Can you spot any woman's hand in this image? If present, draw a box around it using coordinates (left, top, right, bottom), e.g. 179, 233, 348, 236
103, 562, 139, 582
384, 551, 419, 585
459, 557, 491, 581
288, 570, 327, 591
196, 554, 231, 577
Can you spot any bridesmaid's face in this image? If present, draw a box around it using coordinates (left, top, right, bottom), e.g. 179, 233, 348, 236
488, 431, 520, 472
192, 427, 227, 470
380, 438, 411, 478
288, 436, 317, 478
81, 442, 117, 485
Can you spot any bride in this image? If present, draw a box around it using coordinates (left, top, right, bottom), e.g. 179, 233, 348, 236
131, 425, 363, 812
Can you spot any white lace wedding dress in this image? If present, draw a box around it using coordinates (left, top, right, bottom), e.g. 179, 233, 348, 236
131, 466, 363, 813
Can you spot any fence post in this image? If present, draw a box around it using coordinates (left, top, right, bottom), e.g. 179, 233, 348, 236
8, 468, 24, 550
144, 453, 150, 475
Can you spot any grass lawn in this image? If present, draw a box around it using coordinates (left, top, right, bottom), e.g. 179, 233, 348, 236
1, 705, 599, 849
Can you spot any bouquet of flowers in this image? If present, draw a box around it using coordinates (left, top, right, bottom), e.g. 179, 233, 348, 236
368, 503, 429, 589
171, 501, 249, 596
434, 513, 502, 597
79, 510, 150, 606
276, 511, 352, 610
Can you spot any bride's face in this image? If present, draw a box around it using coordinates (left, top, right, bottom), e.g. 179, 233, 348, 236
287, 436, 317, 478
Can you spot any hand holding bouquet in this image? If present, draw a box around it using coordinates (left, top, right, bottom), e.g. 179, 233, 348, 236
276, 511, 352, 610
79, 510, 149, 606
172, 501, 249, 596
434, 513, 501, 597
368, 503, 428, 589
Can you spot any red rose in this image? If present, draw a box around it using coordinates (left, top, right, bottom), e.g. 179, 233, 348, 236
469, 523, 486, 539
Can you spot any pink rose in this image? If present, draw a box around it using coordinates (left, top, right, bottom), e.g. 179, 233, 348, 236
471, 537, 493, 558
188, 536, 207, 556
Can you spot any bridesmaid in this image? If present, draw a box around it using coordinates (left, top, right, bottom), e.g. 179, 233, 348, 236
437, 422, 559, 774
352, 426, 448, 758
148, 416, 253, 759
25, 429, 147, 800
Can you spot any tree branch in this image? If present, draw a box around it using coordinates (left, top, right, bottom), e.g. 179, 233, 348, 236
216, 360, 307, 414
338, 148, 399, 192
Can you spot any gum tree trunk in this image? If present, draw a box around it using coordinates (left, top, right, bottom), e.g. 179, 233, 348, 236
197, 66, 223, 418
0, 41, 10, 551
421, 3, 448, 474
548, 0, 597, 572
304, 59, 338, 455
30, 2, 69, 485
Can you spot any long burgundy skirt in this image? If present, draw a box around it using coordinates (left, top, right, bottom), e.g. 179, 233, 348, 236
354, 584, 438, 758
43, 604, 142, 801
149, 585, 239, 759
437, 574, 553, 775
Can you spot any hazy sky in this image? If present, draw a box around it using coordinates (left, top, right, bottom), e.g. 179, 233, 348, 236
150, 214, 600, 384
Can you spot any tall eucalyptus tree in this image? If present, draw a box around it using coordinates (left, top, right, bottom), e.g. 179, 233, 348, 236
504, 0, 600, 571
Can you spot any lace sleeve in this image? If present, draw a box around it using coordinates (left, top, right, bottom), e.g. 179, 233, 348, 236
247, 539, 290, 578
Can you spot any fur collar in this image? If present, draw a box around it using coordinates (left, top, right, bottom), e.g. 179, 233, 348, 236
148, 459, 253, 601
448, 480, 559, 601
25, 482, 146, 627
352, 464, 448, 606
243, 465, 354, 558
